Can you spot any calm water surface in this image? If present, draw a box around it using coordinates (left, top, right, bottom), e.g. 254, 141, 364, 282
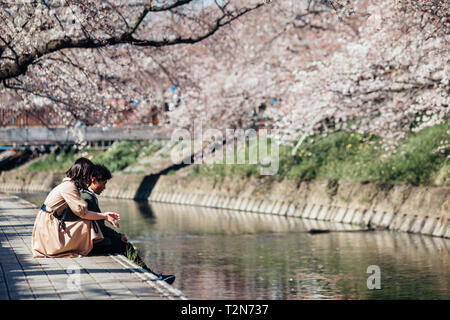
16, 192, 450, 300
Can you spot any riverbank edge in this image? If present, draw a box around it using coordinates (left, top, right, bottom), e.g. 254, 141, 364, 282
0, 192, 187, 300
0, 170, 449, 239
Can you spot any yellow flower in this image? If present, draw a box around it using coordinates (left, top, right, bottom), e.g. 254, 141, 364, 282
346, 144, 352, 149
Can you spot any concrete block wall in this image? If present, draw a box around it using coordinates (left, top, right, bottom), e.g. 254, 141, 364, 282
1, 169, 448, 239
150, 188, 450, 239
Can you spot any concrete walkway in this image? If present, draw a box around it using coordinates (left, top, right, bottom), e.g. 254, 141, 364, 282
0, 193, 187, 300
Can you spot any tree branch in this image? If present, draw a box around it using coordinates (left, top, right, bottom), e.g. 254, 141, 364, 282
0, 2, 263, 81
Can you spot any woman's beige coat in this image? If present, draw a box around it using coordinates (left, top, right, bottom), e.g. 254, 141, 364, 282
32, 177, 104, 258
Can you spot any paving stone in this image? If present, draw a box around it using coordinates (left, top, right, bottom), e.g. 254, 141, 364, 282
58, 290, 86, 300
0, 194, 186, 300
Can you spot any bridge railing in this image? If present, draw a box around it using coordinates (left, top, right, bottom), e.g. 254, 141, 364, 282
0, 126, 173, 145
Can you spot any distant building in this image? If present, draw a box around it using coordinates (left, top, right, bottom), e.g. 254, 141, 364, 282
0, 96, 171, 128
0, 107, 64, 127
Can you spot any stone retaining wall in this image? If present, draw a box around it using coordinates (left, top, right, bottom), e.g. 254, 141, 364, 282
0, 170, 149, 199
149, 175, 450, 239
1, 169, 449, 239
0, 171, 63, 193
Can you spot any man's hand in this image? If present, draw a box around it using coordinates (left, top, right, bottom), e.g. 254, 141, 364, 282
121, 234, 128, 243
104, 212, 120, 228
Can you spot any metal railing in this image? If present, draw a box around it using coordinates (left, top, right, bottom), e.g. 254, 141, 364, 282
0, 126, 172, 145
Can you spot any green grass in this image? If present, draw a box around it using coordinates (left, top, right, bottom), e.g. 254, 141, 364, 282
367, 124, 449, 186
27, 147, 94, 172
191, 122, 450, 187
125, 242, 139, 262
191, 137, 273, 180
25, 123, 449, 187
92, 141, 142, 172
27, 140, 164, 173
92, 140, 164, 172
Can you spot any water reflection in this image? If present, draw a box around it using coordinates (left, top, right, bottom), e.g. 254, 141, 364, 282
13, 193, 450, 300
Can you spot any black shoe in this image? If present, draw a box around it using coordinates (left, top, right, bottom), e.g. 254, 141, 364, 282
152, 272, 176, 285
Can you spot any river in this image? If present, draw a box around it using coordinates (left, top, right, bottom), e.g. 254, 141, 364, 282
14, 192, 450, 299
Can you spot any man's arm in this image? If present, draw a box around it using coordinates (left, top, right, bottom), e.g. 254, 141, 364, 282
80, 190, 123, 240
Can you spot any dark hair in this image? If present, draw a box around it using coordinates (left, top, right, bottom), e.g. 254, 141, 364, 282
92, 164, 112, 182
66, 157, 94, 190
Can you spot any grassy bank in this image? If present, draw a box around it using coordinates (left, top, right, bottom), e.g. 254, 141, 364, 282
192, 122, 450, 187
24, 122, 449, 187
27, 140, 163, 173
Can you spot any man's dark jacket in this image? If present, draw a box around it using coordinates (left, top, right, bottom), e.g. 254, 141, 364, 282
79, 189, 122, 246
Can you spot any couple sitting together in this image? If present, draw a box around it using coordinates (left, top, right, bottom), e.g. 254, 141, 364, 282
32, 157, 175, 284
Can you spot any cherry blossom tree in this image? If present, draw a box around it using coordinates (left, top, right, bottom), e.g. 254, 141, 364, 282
0, 0, 265, 125
151, 0, 449, 151
1, 0, 448, 152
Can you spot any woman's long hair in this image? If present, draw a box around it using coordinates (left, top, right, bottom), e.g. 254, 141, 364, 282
65, 157, 94, 190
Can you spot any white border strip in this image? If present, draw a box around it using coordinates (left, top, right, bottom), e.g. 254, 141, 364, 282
109, 254, 187, 300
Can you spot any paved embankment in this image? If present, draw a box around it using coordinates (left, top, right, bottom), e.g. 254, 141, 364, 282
149, 177, 450, 239
1, 169, 449, 238
0, 193, 186, 300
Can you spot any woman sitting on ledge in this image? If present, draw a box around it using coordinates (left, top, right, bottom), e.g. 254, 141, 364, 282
32, 157, 120, 258
66, 163, 176, 284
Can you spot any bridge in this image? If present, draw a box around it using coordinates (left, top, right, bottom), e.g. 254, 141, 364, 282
0, 126, 172, 148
